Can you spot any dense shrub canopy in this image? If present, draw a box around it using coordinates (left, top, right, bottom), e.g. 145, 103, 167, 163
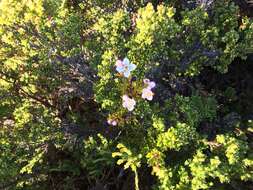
0, 0, 253, 189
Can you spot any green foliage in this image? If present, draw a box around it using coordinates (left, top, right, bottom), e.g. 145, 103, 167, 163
176, 94, 217, 127
157, 122, 196, 151
80, 134, 115, 178
112, 143, 142, 190
0, 0, 253, 189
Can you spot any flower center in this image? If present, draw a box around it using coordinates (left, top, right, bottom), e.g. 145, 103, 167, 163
124, 65, 129, 71
147, 91, 153, 96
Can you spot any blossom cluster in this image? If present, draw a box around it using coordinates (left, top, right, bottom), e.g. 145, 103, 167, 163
108, 57, 156, 126
107, 119, 117, 126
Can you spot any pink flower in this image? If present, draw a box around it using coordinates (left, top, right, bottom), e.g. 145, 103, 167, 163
122, 95, 136, 111
107, 119, 112, 125
142, 88, 154, 101
112, 120, 117, 126
116, 60, 123, 67
111, 120, 117, 126
115, 58, 136, 78
107, 119, 117, 126
143, 78, 156, 89
142, 79, 156, 101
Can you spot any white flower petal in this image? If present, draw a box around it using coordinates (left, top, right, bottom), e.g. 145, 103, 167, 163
142, 88, 154, 101
123, 70, 131, 78
148, 81, 156, 89
123, 102, 128, 108
123, 57, 130, 65
122, 95, 136, 111
147, 95, 153, 101
107, 119, 112, 125
122, 95, 129, 101
111, 121, 117, 126
127, 99, 136, 111
128, 105, 134, 111
128, 63, 137, 71
116, 65, 125, 73
143, 78, 150, 84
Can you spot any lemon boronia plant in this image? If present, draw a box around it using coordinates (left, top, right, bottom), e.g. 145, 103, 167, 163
0, 0, 253, 190
94, 1, 253, 190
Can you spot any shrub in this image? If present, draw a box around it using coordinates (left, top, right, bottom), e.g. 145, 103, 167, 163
0, 0, 253, 189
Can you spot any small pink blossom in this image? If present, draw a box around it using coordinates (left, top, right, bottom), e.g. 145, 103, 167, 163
107, 119, 112, 125
107, 119, 117, 126
111, 120, 117, 126
122, 95, 136, 111
142, 88, 154, 101
142, 78, 155, 101
143, 78, 156, 89
115, 58, 136, 78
